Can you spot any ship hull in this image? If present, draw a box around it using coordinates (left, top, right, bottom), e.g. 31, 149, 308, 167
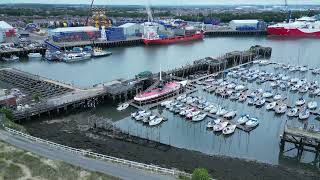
143, 33, 204, 45
267, 27, 320, 37
134, 82, 181, 102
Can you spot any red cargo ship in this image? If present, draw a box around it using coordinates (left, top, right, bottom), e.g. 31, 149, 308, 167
267, 16, 320, 37
143, 32, 204, 45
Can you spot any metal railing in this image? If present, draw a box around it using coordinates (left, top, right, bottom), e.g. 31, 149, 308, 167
4, 127, 192, 178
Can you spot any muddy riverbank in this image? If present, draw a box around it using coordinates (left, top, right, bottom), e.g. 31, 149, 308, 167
23, 114, 319, 180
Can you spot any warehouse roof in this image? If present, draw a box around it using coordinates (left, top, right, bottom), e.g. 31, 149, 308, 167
51, 26, 99, 33
119, 23, 138, 28
0, 21, 14, 30
230, 20, 259, 24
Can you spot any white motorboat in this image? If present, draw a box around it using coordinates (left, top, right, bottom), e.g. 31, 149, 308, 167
308, 101, 318, 110
290, 84, 300, 91
290, 78, 299, 83
216, 108, 228, 116
177, 94, 187, 101
117, 103, 129, 111
161, 100, 172, 107
28, 53, 42, 59
135, 112, 151, 121
131, 110, 145, 118
186, 111, 200, 119
214, 118, 222, 124
237, 114, 250, 124
62, 51, 91, 63
192, 113, 207, 122
223, 125, 237, 135
238, 94, 247, 102
262, 91, 274, 98
298, 86, 309, 93
245, 117, 259, 128
213, 122, 229, 132
2, 55, 19, 62
287, 108, 298, 117
299, 109, 310, 120
149, 115, 157, 121
149, 117, 163, 126
223, 111, 237, 119
310, 88, 320, 95
270, 81, 279, 88
295, 98, 305, 106
266, 101, 277, 110
299, 66, 308, 72
275, 103, 287, 114
209, 105, 219, 114
255, 98, 266, 107
273, 94, 282, 101
235, 85, 246, 91
92, 48, 112, 57
227, 83, 236, 89
204, 104, 214, 112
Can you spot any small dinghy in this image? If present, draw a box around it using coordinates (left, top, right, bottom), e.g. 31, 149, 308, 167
287, 108, 298, 117
299, 109, 310, 120
117, 103, 129, 111
216, 108, 228, 116
308, 101, 318, 110
186, 111, 200, 119
295, 98, 306, 106
275, 103, 287, 114
206, 121, 214, 129
223, 111, 237, 119
245, 117, 259, 128
266, 101, 277, 110
149, 117, 163, 126
237, 114, 250, 124
213, 122, 229, 132
223, 125, 237, 135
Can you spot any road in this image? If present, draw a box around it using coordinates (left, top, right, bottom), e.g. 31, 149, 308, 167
0, 130, 176, 180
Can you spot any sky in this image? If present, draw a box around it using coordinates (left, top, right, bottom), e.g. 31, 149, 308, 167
2, 0, 320, 5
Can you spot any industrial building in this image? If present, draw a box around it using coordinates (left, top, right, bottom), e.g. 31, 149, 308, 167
0, 21, 16, 43
119, 23, 143, 37
229, 20, 266, 31
50, 26, 101, 42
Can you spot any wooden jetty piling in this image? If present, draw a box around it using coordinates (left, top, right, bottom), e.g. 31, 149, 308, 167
280, 123, 320, 162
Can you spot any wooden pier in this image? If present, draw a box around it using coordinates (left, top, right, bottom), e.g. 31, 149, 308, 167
48, 37, 143, 50
0, 46, 46, 57
205, 29, 267, 36
280, 123, 320, 162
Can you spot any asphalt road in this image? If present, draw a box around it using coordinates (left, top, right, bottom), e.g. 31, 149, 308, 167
0, 130, 176, 180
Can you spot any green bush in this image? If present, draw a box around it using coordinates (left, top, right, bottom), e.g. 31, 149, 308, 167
0, 107, 13, 121
192, 168, 210, 180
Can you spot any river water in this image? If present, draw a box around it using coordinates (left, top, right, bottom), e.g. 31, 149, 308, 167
1, 36, 320, 171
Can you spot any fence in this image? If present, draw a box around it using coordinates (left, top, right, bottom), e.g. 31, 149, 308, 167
4, 127, 192, 178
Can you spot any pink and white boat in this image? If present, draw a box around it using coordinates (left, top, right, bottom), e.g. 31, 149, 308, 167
134, 82, 181, 102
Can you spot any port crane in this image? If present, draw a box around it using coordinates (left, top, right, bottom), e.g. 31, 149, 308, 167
86, 0, 95, 26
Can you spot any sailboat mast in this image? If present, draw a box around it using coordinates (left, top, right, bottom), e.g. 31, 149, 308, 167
160, 65, 162, 81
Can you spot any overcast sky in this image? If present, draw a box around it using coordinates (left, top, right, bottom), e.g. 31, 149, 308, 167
2, 0, 320, 5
